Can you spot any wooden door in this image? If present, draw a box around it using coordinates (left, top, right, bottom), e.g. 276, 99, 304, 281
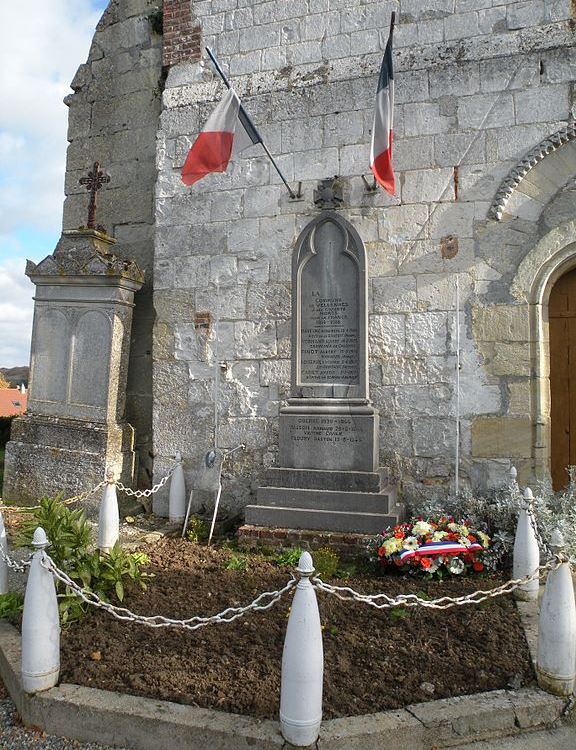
549, 268, 576, 490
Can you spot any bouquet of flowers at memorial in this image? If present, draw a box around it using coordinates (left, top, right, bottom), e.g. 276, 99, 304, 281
370, 516, 499, 577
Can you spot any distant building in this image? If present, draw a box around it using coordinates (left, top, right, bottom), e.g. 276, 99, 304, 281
0, 386, 28, 418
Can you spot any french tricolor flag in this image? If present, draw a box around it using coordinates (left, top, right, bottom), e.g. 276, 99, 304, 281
181, 88, 260, 186
370, 18, 395, 195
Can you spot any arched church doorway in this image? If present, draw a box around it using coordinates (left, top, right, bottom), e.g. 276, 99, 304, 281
549, 267, 576, 490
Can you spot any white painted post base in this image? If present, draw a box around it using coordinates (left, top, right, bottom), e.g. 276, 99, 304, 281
537, 532, 576, 697
21, 527, 60, 694
280, 552, 323, 747
99, 471, 119, 553
168, 452, 186, 522
513, 488, 540, 601
0, 512, 8, 594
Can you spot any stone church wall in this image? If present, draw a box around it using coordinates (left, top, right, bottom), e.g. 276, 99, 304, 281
62, 0, 163, 486
151, 0, 576, 513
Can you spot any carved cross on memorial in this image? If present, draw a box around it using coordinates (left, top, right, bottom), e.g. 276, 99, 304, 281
79, 161, 111, 232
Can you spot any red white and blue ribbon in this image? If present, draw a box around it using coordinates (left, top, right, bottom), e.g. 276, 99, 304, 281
399, 540, 483, 563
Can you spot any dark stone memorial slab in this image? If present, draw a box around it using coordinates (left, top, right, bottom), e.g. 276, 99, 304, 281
246, 204, 401, 536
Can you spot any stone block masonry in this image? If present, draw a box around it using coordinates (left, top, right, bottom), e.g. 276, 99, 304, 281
4, 0, 560, 518
148, 0, 576, 516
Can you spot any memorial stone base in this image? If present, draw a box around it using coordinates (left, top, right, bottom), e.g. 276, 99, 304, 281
3, 413, 137, 517
246, 400, 402, 535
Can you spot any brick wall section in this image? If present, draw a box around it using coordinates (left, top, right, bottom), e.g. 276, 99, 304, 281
163, 0, 202, 68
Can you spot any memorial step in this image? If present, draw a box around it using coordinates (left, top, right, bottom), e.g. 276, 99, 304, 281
257, 486, 395, 514
264, 467, 389, 492
244, 505, 399, 535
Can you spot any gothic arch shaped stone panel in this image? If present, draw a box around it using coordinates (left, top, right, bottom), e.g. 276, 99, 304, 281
69, 310, 112, 408
489, 123, 576, 222
31, 309, 71, 403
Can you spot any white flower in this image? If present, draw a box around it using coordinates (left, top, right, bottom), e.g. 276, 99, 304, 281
412, 520, 432, 536
448, 557, 465, 574
403, 536, 419, 551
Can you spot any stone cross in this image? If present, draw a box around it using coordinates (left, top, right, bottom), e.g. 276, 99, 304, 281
79, 162, 111, 230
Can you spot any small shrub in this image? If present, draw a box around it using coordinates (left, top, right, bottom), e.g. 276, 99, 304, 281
0, 592, 23, 619
186, 516, 208, 544
17, 496, 151, 623
274, 547, 303, 568
313, 547, 340, 579
226, 554, 247, 572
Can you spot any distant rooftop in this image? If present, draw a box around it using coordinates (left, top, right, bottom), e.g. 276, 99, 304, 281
0, 388, 28, 417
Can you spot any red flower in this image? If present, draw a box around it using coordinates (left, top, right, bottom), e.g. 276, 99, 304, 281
473, 561, 484, 572
378, 546, 386, 558
420, 557, 432, 570
467, 534, 477, 543
394, 530, 405, 539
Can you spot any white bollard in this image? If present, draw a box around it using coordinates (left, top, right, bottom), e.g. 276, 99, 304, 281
168, 451, 186, 522
98, 470, 119, 553
0, 512, 8, 594
537, 530, 576, 696
508, 464, 518, 488
21, 527, 60, 694
280, 551, 323, 747
513, 488, 540, 601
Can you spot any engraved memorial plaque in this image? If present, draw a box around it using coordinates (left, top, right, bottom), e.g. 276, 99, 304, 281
299, 220, 360, 385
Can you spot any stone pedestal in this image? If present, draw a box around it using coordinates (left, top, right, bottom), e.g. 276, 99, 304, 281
246, 208, 400, 536
3, 230, 144, 514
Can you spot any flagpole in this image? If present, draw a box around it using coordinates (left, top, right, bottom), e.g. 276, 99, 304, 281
205, 47, 297, 199
455, 274, 461, 495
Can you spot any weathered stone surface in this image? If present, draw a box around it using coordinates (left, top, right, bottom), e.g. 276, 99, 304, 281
471, 417, 533, 458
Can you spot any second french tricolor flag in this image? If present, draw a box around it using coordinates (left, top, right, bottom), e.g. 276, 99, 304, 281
370, 22, 395, 195
181, 88, 258, 186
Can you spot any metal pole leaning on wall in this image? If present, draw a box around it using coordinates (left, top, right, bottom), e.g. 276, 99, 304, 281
99, 470, 119, 553
0, 512, 8, 594
537, 530, 576, 696
280, 552, 323, 747
512, 488, 540, 601
21, 528, 60, 693
168, 452, 186, 522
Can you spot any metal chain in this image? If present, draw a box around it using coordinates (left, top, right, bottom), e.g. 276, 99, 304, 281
42, 553, 296, 630
312, 560, 560, 611
0, 478, 107, 515
524, 496, 554, 561
0, 542, 31, 573
116, 464, 177, 499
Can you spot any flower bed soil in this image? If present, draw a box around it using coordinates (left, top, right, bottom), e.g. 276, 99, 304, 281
60, 538, 535, 720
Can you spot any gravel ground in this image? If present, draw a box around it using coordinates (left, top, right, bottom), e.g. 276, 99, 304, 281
0, 684, 128, 750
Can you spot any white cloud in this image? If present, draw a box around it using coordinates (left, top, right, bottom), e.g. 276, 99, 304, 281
0, 1, 106, 366
0, 1, 103, 237
0, 259, 35, 367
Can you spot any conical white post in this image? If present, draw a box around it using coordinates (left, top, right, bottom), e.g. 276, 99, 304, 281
0, 512, 8, 594
169, 451, 186, 522
513, 488, 540, 601
280, 551, 323, 747
98, 470, 119, 553
508, 464, 518, 488
537, 530, 576, 696
21, 527, 60, 694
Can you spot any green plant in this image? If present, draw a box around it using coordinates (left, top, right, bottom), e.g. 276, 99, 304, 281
0, 592, 23, 619
226, 554, 247, 572
273, 547, 303, 568
313, 547, 340, 579
186, 516, 208, 544
17, 496, 151, 623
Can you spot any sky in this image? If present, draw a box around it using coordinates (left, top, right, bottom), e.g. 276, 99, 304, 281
0, 0, 108, 368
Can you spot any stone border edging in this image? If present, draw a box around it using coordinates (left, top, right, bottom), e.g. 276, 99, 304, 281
0, 619, 566, 750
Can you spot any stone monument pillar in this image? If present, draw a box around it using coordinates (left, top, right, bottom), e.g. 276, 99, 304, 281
3, 228, 144, 513
246, 193, 400, 535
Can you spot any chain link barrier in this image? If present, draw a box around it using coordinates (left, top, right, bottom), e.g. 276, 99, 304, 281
0, 541, 31, 573
312, 559, 562, 611
42, 553, 297, 631
0, 462, 177, 517
116, 463, 177, 499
